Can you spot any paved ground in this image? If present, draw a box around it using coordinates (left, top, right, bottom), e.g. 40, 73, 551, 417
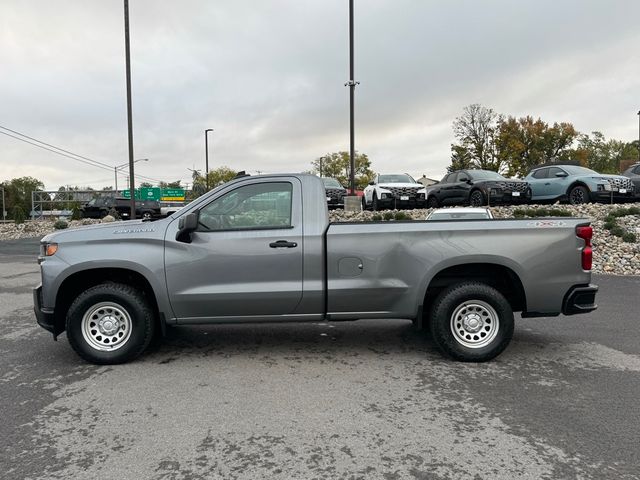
1, 238, 639, 480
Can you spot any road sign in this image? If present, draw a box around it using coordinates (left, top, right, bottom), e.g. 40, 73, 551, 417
122, 188, 185, 201
161, 188, 185, 201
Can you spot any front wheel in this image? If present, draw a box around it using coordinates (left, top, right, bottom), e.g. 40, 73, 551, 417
372, 193, 380, 211
427, 196, 439, 208
568, 186, 589, 205
66, 283, 156, 364
469, 190, 486, 207
429, 282, 514, 362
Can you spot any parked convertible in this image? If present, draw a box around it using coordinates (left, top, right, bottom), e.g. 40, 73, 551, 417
425, 170, 531, 208
525, 165, 635, 204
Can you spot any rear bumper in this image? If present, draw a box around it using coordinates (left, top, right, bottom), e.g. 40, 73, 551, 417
33, 285, 57, 336
562, 284, 598, 315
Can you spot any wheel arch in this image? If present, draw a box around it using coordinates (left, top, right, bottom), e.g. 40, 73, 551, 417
420, 262, 527, 320
53, 267, 165, 336
566, 180, 591, 195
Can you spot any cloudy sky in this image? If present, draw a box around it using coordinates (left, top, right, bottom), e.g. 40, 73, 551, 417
1, 0, 640, 190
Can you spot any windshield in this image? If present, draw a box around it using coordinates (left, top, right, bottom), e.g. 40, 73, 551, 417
428, 212, 491, 220
322, 178, 342, 188
378, 174, 416, 184
468, 170, 505, 181
563, 166, 599, 176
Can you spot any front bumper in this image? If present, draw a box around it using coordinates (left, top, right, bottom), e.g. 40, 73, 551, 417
33, 285, 57, 337
326, 198, 345, 209
590, 189, 636, 202
379, 196, 426, 209
488, 191, 531, 204
562, 284, 598, 315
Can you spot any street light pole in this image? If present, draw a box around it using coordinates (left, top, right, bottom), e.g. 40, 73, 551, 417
346, 0, 359, 195
123, 0, 136, 219
205, 128, 213, 190
637, 110, 640, 162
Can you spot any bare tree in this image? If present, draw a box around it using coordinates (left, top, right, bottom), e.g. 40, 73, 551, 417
451, 104, 503, 172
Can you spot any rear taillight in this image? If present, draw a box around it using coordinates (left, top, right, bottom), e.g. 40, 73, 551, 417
576, 226, 593, 270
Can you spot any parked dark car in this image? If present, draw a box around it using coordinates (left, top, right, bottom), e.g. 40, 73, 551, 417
425, 170, 531, 208
525, 165, 635, 204
322, 177, 347, 209
622, 162, 640, 199
81, 197, 161, 220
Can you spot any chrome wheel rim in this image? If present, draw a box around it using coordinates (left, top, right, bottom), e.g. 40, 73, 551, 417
450, 300, 499, 349
81, 301, 132, 351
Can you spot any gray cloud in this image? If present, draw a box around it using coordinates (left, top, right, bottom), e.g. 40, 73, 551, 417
1, 0, 640, 189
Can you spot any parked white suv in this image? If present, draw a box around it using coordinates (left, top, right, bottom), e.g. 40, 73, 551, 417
362, 174, 426, 211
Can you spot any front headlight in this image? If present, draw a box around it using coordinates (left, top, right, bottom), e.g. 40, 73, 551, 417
41, 242, 58, 257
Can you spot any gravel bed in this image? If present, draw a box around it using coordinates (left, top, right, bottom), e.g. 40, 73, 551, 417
1, 203, 638, 275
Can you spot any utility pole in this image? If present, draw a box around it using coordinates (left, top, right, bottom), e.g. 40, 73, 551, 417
1, 187, 5, 222
344, 0, 360, 210
205, 128, 213, 190
124, 0, 136, 219
319, 156, 324, 177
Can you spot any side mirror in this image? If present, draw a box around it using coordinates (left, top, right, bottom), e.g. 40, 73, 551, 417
368, 181, 375, 186
555, 172, 568, 178
459, 176, 469, 183
176, 211, 199, 243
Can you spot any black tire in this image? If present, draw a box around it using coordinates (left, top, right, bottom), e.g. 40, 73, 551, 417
66, 283, 156, 365
141, 210, 153, 220
469, 190, 486, 207
568, 185, 589, 205
429, 282, 514, 362
372, 193, 380, 211
427, 196, 439, 208
362, 196, 368, 211
99, 209, 109, 219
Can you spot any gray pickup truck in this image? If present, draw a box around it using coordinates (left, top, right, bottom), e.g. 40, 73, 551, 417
34, 174, 598, 364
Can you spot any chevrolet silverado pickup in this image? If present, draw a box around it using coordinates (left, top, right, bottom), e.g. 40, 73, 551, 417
34, 174, 598, 364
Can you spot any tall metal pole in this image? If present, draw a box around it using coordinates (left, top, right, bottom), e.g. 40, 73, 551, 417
124, 0, 136, 219
1, 187, 5, 222
347, 0, 357, 194
114, 167, 118, 192
637, 111, 640, 162
205, 128, 213, 190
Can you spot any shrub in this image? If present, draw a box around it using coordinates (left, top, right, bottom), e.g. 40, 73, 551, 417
513, 208, 525, 218
107, 208, 120, 220
611, 226, 625, 237
70, 202, 82, 220
548, 208, 571, 217
603, 221, 615, 231
394, 212, 410, 221
627, 207, 640, 215
371, 214, 382, 221
53, 219, 68, 230
383, 212, 394, 221
12, 206, 26, 225
622, 232, 637, 243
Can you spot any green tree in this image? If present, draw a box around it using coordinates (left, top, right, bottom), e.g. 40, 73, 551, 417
139, 182, 154, 188
495, 116, 578, 177
574, 132, 638, 173
159, 180, 182, 189
186, 166, 237, 200
0, 176, 45, 220
450, 104, 503, 172
310, 151, 375, 189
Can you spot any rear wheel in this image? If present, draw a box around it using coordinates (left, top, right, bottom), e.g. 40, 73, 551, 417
429, 282, 514, 362
66, 283, 156, 364
568, 185, 589, 205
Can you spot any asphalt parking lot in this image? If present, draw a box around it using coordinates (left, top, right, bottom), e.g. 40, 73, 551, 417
1, 238, 639, 480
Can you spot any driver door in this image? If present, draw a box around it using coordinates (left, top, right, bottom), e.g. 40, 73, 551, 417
164, 178, 303, 321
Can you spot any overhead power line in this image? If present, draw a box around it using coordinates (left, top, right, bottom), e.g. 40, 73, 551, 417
0, 125, 163, 184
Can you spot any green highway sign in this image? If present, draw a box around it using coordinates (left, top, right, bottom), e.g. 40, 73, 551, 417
122, 188, 185, 201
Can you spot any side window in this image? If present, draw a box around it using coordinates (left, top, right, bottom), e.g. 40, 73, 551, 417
442, 173, 454, 183
547, 167, 564, 178
633, 166, 640, 175
532, 168, 548, 179
198, 182, 293, 232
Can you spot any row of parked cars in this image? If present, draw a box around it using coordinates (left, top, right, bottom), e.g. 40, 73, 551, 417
322, 163, 640, 210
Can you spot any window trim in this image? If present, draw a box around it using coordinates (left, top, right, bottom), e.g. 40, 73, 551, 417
195, 180, 295, 233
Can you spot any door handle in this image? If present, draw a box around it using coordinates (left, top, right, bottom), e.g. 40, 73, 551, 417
269, 240, 298, 248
